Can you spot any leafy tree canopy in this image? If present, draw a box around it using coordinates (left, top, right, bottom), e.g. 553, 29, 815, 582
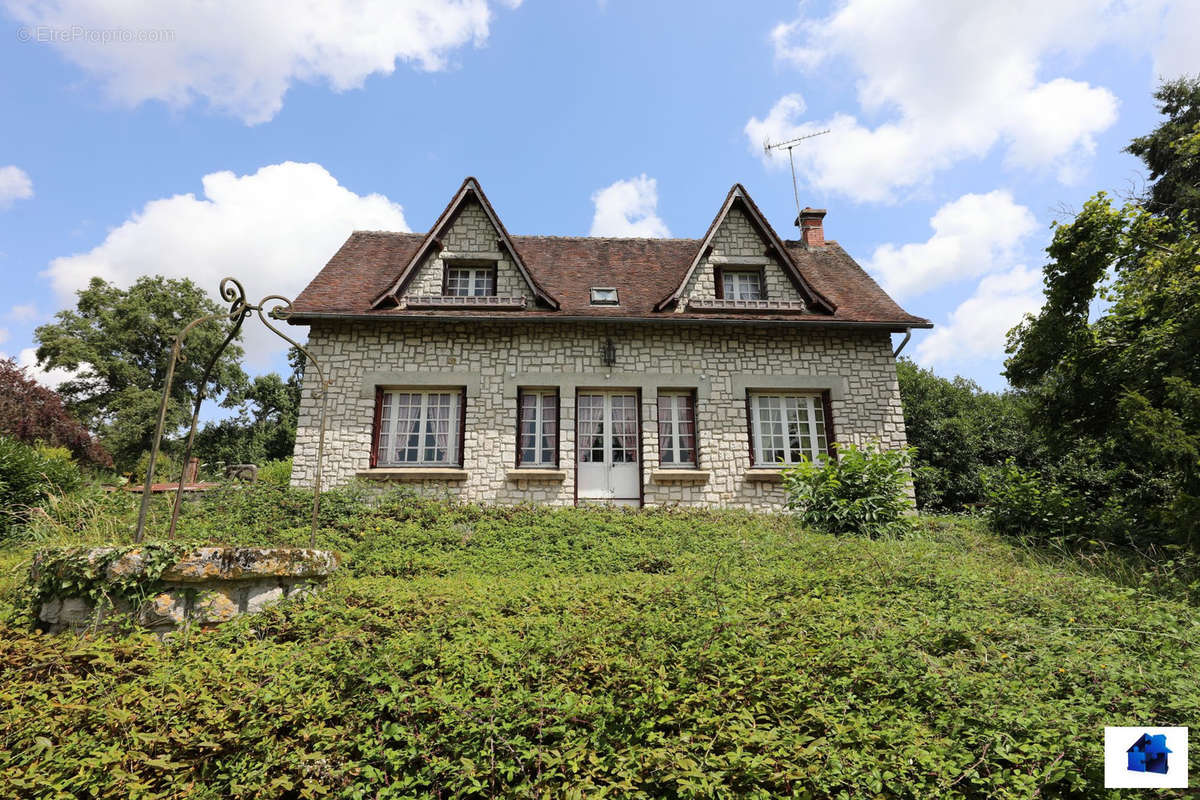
896, 359, 1038, 511
1127, 76, 1200, 221
1004, 77, 1200, 545
193, 347, 305, 466
33, 276, 248, 470
0, 357, 111, 467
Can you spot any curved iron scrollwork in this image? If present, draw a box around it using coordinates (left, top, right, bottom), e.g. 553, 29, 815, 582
134, 278, 331, 547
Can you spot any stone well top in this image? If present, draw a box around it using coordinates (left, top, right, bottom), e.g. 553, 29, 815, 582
89, 546, 339, 582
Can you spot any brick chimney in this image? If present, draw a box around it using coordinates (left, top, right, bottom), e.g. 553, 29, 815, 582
797, 207, 826, 248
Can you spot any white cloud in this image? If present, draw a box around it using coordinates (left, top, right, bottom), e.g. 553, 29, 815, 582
749, 0, 1132, 202
589, 175, 671, 238
6, 303, 38, 321
866, 191, 1037, 298
0, 328, 8, 345
0, 346, 76, 390
5, 0, 518, 124
915, 265, 1045, 366
0, 165, 33, 208
43, 161, 408, 367
1152, 1, 1200, 80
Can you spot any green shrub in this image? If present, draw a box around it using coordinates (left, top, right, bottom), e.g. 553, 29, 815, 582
983, 462, 1082, 540
132, 450, 179, 484
256, 457, 292, 487
0, 436, 82, 534
782, 441, 913, 537
982, 456, 1149, 545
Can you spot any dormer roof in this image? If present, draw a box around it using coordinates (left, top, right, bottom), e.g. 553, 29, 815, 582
290, 178, 930, 331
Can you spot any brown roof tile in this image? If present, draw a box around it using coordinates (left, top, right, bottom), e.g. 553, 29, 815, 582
290, 231, 930, 329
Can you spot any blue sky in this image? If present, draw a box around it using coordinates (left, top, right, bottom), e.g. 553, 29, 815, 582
0, 0, 1196, 391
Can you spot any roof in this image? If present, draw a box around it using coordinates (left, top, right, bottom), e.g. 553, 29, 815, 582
289, 181, 931, 331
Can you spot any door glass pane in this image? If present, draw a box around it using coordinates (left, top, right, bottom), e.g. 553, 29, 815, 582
610, 395, 637, 463
578, 395, 605, 463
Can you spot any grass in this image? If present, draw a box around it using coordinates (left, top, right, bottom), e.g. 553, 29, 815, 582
0, 486, 1197, 798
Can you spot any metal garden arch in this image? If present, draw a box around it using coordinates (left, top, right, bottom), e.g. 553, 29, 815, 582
133, 278, 330, 546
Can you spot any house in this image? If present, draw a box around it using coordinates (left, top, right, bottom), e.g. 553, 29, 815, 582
1127, 733, 1171, 774
287, 177, 930, 508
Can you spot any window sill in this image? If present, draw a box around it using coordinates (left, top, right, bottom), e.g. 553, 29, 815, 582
505, 468, 567, 482
650, 468, 710, 484
744, 468, 785, 483
357, 468, 468, 482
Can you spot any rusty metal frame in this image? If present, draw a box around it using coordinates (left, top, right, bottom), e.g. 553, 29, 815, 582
134, 278, 331, 546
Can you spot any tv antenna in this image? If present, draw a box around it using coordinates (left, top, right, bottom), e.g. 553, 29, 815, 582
764, 130, 830, 223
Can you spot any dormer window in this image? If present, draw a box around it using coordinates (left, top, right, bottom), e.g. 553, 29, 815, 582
722, 270, 764, 301
445, 266, 496, 297
590, 287, 619, 305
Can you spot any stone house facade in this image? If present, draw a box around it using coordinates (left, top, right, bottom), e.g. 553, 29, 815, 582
289, 178, 930, 509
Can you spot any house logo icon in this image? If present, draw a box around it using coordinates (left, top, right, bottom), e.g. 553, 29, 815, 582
1128, 732, 1171, 774
1105, 726, 1188, 788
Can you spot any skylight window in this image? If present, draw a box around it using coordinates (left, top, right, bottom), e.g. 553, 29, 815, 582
590, 287, 619, 305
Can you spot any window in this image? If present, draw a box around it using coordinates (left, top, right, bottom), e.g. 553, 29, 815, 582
658, 392, 697, 466
445, 266, 496, 297
722, 270, 764, 301
517, 389, 558, 467
374, 389, 463, 466
589, 287, 619, 305
748, 393, 828, 466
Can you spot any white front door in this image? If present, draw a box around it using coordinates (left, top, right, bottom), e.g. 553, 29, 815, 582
576, 392, 641, 506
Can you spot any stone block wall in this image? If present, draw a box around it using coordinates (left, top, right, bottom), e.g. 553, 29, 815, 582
34, 547, 339, 635
405, 199, 535, 301
677, 205, 804, 307
291, 319, 908, 510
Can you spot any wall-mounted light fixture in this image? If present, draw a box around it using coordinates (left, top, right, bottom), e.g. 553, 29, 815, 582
602, 337, 617, 367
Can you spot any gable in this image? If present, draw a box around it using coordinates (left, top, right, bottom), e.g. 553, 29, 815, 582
656, 185, 836, 315
402, 198, 537, 303
676, 204, 806, 310
369, 177, 558, 310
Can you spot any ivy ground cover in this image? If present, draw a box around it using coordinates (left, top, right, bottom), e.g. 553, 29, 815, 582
1, 487, 1197, 798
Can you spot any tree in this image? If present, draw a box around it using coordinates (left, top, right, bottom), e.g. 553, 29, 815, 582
33, 276, 248, 470
1004, 78, 1200, 547
1126, 77, 1200, 221
193, 347, 305, 466
0, 357, 111, 467
896, 359, 1038, 511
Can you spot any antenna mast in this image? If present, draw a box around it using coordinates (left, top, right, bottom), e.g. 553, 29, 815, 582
764, 130, 830, 223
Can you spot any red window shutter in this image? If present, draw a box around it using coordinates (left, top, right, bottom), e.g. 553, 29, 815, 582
758, 266, 768, 301
457, 388, 467, 467
370, 387, 384, 468
515, 389, 526, 468
744, 391, 756, 466
821, 390, 838, 462
713, 266, 725, 299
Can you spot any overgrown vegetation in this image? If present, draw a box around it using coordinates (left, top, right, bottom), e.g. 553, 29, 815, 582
0, 357, 111, 468
1002, 77, 1200, 550
896, 359, 1039, 512
782, 442, 913, 537
1, 488, 1197, 798
0, 437, 82, 536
